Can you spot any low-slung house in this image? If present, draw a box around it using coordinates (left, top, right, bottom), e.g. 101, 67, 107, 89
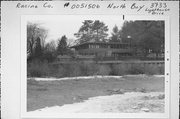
70, 42, 134, 59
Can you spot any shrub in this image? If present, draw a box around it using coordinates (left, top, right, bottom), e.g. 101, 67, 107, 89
144, 64, 164, 75
27, 60, 50, 77
97, 65, 111, 75
65, 62, 100, 76
49, 62, 99, 78
111, 64, 129, 76
50, 65, 66, 78
54, 64, 79, 78
27, 60, 165, 78
127, 64, 145, 74
158, 65, 165, 75
78, 62, 89, 76
144, 65, 159, 75
88, 63, 100, 75
69, 63, 82, 77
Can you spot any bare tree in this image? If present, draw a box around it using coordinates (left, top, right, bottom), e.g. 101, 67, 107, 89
27, 22, 48, 60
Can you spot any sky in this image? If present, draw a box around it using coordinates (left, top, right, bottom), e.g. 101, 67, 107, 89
28, 15, 125, 45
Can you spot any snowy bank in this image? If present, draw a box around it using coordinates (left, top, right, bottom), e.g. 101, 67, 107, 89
28, 75, 164, 81
28, 75, 123, 81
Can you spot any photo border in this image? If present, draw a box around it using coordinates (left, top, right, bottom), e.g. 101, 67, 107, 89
1, 1, 179, 119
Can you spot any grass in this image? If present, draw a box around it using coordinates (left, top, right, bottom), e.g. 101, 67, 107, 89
27, 75, 164, 111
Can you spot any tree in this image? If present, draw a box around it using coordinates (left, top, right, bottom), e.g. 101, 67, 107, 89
119, 20, 164, 58
33, 37, 43, 60
43, 40, 57, 62
109, 25, 120, 42
74, 20, 94, 44
119, 21, 142, 44
45, 40, 56, 53
27, 22, 48, 61
57, 35, 68, 55
74, 20, 109, 44
92, 20, 109, 42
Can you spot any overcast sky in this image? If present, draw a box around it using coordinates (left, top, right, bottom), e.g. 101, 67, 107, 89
28, 15, 125, 44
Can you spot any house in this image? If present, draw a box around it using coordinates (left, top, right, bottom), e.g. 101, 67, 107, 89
70, 42, 134, 60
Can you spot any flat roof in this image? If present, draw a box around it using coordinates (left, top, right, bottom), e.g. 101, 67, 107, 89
70, 42, 129, 48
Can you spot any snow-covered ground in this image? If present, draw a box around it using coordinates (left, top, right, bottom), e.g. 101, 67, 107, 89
28, 75, 164, 81
28, 75, 124, 81
28, 92, 164, 113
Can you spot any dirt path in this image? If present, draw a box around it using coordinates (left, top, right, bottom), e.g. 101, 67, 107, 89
28, 92, 164, 113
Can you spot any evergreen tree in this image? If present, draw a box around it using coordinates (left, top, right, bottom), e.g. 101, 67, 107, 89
57, 35, 68, 55
34, 37, 43, 60
43, 40, 57, 62
74, 20, 109, 44
110, 25, 120, 42
92, 20, 109, 42
119, 20, 164, 58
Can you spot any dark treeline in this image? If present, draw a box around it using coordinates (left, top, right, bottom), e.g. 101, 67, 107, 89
119, 21, 164, 58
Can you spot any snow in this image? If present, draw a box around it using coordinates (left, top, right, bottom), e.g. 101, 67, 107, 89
126, 74, 164, 78
153, 75, 164, 78
28, 92, 164, 113
28, 75, 164, 81
28, 75, 123, 81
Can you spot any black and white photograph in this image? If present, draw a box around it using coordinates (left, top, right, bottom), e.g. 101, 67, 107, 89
26, 16, 166, 114
1, 1, 179, 119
